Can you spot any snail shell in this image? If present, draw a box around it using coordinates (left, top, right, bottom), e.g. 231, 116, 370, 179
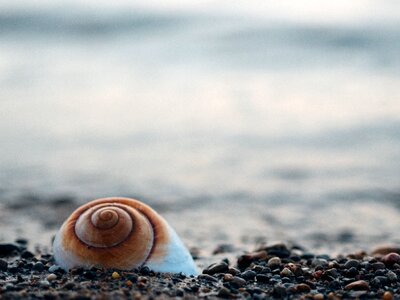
53, 197, 197, 275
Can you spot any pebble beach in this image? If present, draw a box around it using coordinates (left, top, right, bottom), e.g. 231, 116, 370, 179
2, 240, 400, 299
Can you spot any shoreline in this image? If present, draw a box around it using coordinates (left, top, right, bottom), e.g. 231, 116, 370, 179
1, 241, 399, 299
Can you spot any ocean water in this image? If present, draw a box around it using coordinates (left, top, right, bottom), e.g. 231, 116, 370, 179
0, 1, 400, 257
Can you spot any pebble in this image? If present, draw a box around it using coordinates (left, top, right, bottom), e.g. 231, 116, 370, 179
382, 252, 400, 266
198, 274, 218, 282
345, 280, 369, 291
280, 268, 293, 277
344, 259, 359, 269
231, 276, 246, 287
312, 258, 328, 268
382, 291, 393, 300
240, 270, 256, 281
0, 259, 8, 271
32, 262, 45, 272
217, 287, 234, 298
387, 270, 397, 282
46, 273, 57, 281
295, 283, 311, 293
314, 293, 324, 300
111, 271, 120, 280
48, 265, 64, 273
372, 262, 385, 270
0, 243, 20, 256
202, 262, 229, 275
267, 257, 281, 269
20, 250, 34, 259
223, 273, 233, 281
255, 274, 270, 283
125, 280, 133, 287
237, 250, 268, 269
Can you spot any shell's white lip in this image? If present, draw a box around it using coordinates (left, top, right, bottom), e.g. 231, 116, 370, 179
145, 225, 198, 276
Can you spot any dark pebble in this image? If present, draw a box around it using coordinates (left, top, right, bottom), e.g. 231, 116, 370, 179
382, 253, 400, 266
237, 251, 268, 269
32, 262, 45, 272
272, 285, 287, 297
15, 238, 28, 245
344, 259, 360, 269
0, 259, 8, 271
21, 250, 34, 259
255, 274, 270, 283
203, 262, 229, 275
48, 265, 65, 274
372, 262, 385, 270
198, 274, 218, 282
0, 243, 20, 256
263, 243, 291, 258
231, 276, 246, 287
240, 270, 256, 281
217, 287, 234, 298
295, 283, 311, 293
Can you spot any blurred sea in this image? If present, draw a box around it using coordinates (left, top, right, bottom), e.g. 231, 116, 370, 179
0, 1, 400, 258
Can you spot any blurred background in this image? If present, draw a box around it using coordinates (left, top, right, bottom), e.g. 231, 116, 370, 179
0, 0, 400, 258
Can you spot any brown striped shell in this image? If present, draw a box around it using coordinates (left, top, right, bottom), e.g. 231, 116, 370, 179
59, 197, 169, 269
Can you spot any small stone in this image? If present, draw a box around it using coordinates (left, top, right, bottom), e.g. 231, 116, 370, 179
345, 280, 369, 291
267, 257, 281, 269
228, 267, 241, 275
262, 243, 291, 258
223, 273, 233, 281
241, 270, 256, 281
46, 273, 57, 281
231, 276, 246, 287
32, 262, 45, 272
382, 252, 400, 266
0, 259, 8, 271
382, 291, 393, 300
312, 258, 328, 268
125, 280, 133, 287
217, 287, 233, 298
237, 251, 268, 269
372, 262, 385, 270
48, 265, 64, 273
280, 268, 294, 277
344, 259, 360, 269
314, 293, 324, 300
198, 274, 218, 282
0, 243, 20, 256
63, 281, 75, 289
272, 285, 287, 297
256, 274, 270, 283
295, 283, 311, 293
387, 270, 397, 282
40, 280, 50, 288
202, 262, 229, 275
20, 250, 34, 259
112, 271, 120, 280
176, 288, 184, 297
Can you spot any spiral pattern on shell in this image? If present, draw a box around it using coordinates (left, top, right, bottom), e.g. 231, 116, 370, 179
54, 197, 170, 270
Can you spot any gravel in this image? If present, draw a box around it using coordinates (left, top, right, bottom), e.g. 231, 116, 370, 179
1, 241, 400, 299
